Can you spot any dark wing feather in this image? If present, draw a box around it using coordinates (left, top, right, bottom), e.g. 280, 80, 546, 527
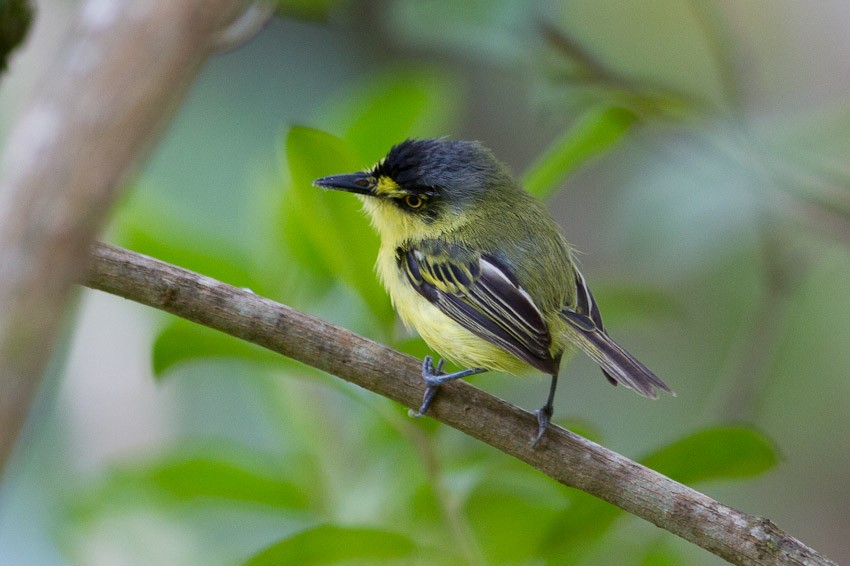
401, 240, 559, 374
562, 268, 672, 397
572, 268, 616, 385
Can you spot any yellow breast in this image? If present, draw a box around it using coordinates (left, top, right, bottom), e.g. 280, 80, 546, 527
375, 243, 535, 375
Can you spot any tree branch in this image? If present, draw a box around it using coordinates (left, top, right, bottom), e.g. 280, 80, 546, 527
82, 241, 835, 566
0, 0, 251, 470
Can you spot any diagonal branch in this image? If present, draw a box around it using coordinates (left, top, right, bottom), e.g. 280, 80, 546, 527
82, 241, 835, 566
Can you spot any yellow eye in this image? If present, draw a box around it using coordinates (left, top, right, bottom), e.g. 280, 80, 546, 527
405, 195, 424, 209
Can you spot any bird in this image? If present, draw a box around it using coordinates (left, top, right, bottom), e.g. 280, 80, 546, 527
313, 138, 672, 446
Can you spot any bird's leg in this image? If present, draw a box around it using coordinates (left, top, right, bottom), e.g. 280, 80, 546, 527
531, 373, 559, 448
411, 355, 487, 417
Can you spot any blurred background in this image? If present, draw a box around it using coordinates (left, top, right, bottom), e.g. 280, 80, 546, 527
1, 0, 849, 564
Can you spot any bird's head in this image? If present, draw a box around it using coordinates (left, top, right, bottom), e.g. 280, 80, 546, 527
313, 138, 513, 241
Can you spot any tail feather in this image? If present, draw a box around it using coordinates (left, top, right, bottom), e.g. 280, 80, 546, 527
580, 327, 672, 398
566, 267, 672, 398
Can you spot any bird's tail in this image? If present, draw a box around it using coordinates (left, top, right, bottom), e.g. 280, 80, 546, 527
560, 267, 673, 398
561, 311, 673, 398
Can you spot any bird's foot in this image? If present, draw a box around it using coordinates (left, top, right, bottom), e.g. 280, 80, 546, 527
410, 356, 445, 418
422, 355, 445, 387
531, 403, 553, 448
409, 356, 486, 418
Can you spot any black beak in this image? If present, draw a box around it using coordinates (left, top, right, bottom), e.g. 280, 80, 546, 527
313, 172, 374, 196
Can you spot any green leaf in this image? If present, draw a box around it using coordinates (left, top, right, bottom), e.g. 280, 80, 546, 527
523, 106, 639, 199
139, 451, 310, 510
114, 192, 266, 294
538, 492, 620, 564
273, 0, 342, 21
280, 200, 335, 283
464, 474, 564, 564
640, 545, 683, 566
327, 69, 459, 165
282, 126, 394, 324
152, 318, 289, 378
243, 525, 416, 566
640, 426, 780, 484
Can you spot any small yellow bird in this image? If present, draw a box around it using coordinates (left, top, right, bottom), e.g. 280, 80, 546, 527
314, 138, 671, 445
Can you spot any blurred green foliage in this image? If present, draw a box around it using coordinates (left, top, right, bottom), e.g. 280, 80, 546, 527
72, 52, 784, 566
40, 1, 850, 565
244, 525, 417, 565
523, 106, 639, 199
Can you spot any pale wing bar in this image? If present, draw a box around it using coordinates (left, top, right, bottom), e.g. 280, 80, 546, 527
402, 242, 559, 375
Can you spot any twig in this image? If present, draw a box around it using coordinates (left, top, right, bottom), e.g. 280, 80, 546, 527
82, 242, 835, 566
0, 0, 251, 470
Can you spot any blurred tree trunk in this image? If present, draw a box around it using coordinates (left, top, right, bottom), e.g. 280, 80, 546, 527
0, 0, 251, 471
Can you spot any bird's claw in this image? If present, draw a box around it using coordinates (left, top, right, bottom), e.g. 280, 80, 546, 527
531, 404, 553, 448
411, 358, 485, 419
421, 355, 445, 386
410, 385, 440, 418
412, 356, 447, 417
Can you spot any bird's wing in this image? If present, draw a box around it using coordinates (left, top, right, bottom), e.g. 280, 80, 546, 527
561, 268, 672, 398
401, 240, 559, 374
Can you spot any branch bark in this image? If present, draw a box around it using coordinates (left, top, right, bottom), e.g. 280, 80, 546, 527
82, 241, 835, 566
0, 0, 250, 469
